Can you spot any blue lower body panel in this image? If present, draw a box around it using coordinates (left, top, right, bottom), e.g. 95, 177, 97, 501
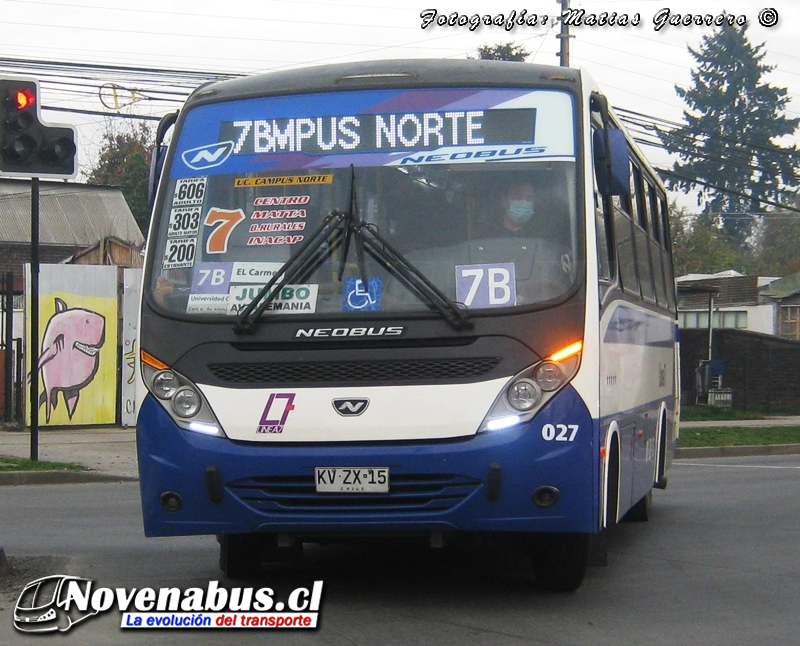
137, 386, 599, 537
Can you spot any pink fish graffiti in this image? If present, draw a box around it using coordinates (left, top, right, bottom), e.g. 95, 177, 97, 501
32, 298, 106, 422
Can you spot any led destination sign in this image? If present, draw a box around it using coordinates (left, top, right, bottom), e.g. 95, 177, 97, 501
220, 108, 537, 156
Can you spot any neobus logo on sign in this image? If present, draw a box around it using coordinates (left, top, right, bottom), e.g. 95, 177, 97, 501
182, 141, 235, 170
14, 575, 323, 633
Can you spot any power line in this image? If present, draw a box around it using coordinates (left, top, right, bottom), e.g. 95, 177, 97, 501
629, 127, 798, 183
616, 106, 800, 160
655, 168, 800, 214
44, 106, 163, 121
4, 55, 798, 214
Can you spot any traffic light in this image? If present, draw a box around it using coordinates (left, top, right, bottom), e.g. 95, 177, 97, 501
0, 77, 77, 178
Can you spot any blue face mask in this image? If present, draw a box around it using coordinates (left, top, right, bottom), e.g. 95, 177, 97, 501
507, 199, 534, 224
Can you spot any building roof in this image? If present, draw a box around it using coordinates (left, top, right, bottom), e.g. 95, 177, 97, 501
0, 178, 144, 246
761, 271, 800, 300
676, 270, 744, 281
677, 275, 763, 309
61, 235, 144, 268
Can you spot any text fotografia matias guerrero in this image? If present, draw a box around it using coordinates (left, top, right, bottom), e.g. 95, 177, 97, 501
419, 8, 749, 31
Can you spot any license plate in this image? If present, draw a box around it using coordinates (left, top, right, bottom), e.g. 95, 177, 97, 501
314, 467, 389, 493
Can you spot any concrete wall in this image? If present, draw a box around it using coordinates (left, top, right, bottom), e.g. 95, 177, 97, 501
743, 304, 776, 335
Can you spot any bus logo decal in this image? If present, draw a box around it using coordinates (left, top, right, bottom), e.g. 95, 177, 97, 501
332, 398, 370, 416
14, 575, 98, 633
182, 141, 235, 170
257, 393, 296, 433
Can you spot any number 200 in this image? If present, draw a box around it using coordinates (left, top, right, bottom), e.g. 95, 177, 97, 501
541, 424, 579, 442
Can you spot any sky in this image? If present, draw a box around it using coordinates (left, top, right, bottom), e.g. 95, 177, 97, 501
1, 0, 799, 211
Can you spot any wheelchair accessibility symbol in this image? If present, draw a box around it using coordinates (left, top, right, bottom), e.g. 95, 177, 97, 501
343, 277, 382, 311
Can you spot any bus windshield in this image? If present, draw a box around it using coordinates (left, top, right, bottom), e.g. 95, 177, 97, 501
150, 88, 579, 318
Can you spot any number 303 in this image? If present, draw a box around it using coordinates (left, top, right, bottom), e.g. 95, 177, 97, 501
541, 424, 578, 442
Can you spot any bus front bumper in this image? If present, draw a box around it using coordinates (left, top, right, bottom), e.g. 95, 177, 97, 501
136, 388, 599, 538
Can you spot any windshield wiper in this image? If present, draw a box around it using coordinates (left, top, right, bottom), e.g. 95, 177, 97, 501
341, 165, 470, 329
234, 168, 472, 333
234, 166, 361, 334
353, 221, 472, 330
337, 165, 369, 289
234, 211, 346, 334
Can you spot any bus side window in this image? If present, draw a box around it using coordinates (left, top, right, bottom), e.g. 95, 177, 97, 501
646, 183, 669, 308
591, 125, 615, 292
594, 177, 613, 284
659, 196, 678, 313
647, 183, 661, 244
629, 163, 642, 227
630, 164, 655, 304
612, 196, 639, 297
605, 150, 636, 297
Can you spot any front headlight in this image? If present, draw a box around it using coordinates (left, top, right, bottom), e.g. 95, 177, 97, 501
479, 341, 582, 433
172, 386, 202, 418
152, 370, 180, 399
507, 379, 541, 411
533, 361, 565, 391
140, 352, 225, 437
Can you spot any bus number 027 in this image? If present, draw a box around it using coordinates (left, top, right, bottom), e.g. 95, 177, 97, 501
541, 424, 579, 442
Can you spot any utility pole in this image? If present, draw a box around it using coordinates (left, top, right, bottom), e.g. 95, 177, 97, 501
30, 177, 39, 460
557, 0, 573, 67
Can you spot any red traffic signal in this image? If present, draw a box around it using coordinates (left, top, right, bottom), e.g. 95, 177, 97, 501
14, 88, 35, 111
0, 77, 77, 178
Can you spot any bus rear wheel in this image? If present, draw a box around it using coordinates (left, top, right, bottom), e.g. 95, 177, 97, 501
530, 532, 590, 592
623, 490, 653, 522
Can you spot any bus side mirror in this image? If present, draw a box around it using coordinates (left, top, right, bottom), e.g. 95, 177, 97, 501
593, 128, 629, 196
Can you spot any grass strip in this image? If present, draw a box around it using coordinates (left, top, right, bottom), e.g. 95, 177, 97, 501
678, 426, 800, 448
0, 456, 89, 472
680, 407, 771, 422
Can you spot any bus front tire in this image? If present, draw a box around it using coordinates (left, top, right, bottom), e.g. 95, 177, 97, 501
218, 533, 263, 579
530, 532, 590, 592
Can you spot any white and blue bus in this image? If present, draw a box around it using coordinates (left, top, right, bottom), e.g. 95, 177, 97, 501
138, 59, 679, 591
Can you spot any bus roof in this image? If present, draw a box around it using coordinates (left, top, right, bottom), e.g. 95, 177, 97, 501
183, 59, 583, 109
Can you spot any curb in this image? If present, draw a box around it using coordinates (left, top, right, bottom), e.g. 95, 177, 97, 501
0, 471, 139, 486
675, 443, 800, 459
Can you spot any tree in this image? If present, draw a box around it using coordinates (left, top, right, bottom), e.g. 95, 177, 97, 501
659, 24, 799, 250
470, 42, 530, 62
669, 202, 748, 276
751, 200, 800, 276
87, 121, 153, 234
